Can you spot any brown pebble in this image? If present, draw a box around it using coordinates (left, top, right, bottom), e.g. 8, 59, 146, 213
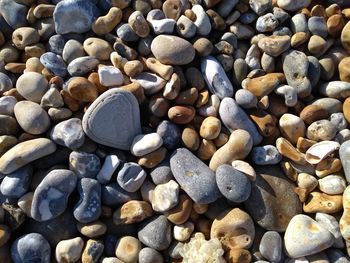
68, 77, 98, 102
149, 94, 170, 117
165, 194, 193, 224
196, 218, 211, 239
249, 109, 277, 137
92, 7, 122, 35
162, 0, 182, 20
196, 90, 209, 108
193, 203, 208, 214
296, 137, 316, 153
280, 161, 298, 182
197, 139, 216, 161
5, 63, 26, 74
60, 90, 80, 112
138, 147, 167, 168
276, 137, 305, 164
315, 157, 342, 177
303, 192, 343, 213
124, 60, 144, 77
83, 38, 113, 61
33, 4, 55, 18
174, 88, 199, 106
344, 97, 350, 123
339, 57, 350, 82
0, 224, 10, 247
300, 104, 329, 125
25, 57, 44, 73
327, 14, 345, 38
168, 106, 195, 124
120, 82, 145, 103
77, 221, 107, 238
181, 126, 200, 151
244, 73, 285, 97
88, 72, 108, 94
12, 27, 40, 50
146, 58, 173, 80
199, 116, 221, 140
128, 10, 150, 37
291, 32, 310, 47
24, 43, 45, 58
193, 37, 213, 57
225, 248, 252, 263
206, 9, 225, 31
113, 200, 153, 225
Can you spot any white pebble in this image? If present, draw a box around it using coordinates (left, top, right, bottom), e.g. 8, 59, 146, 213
98, 65, 124, 87
151, 179, 179, 212
318, 175, 346, 195
131, 133, 163, 157
174, 222, 194, 242
55, 237, 84, 263
96, 155, 121, 184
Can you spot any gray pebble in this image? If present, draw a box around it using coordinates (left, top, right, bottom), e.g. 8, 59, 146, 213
31, 169, 77, 222
239, 12, 258, 25
308, 16, 328, 38
151, 19, 176, 35
139, 247, 164, 263
101, 183, 140, 206
40, 52, 67, 77
40, 87, 64, 109
340, 140, 350, 183
156, 120, 181, 150
48, 107, 72, 123
245, 44, 261, 70
11, 233, 51, 263
137, 35, 153, 56
320, 81, 350, 100
62, 39, 85, 64
0, 72, 12, 94
53, 0, 100, 34
1, 165, 32, 198
50, 118, 85, 150
273, 7, 289, 23
307, 119, 337, 141
73, 178, 101, 223
307, 56, 321, 87
117, 23, 139, 42
47, 34, 65, 55
0, 96, 17, 116
326, 249, 350, 263
176, 16, 196, 38
235, 89, 257, 109
0, 0, 27, 29
35, 18, 56, 41
0, 114, 19, 136
273, 26, 292, 36
69, 151, 101, 179
290, 13, 308, 33
259, 231, 282, 262
221, 32, 237, 49
256, 13, 279, 32
216, 164, 251, 203
168, 241, 183, 259
217, 0, 238, 17
170, 148, 221, 204
150, 158, 173, 185
233, 58, 248, 84
117, 162, 146, 192
251, 145, 282, 165
249, 0, 272, 15
67, 56, 99, 76
316, 212, 344, 248
138, 215, 172, 251
330, 113, 348, 131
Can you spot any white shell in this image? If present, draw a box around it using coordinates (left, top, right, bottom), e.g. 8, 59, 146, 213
305, 141, 340, 164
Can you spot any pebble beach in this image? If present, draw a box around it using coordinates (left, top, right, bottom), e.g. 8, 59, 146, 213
1, 0, 350, 262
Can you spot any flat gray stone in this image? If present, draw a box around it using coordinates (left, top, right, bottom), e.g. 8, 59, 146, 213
82, 89, 141, 150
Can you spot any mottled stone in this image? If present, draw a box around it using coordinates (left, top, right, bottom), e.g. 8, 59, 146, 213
50, 118, 85, 150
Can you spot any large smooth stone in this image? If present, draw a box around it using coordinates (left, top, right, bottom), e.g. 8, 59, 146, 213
0, 0, 27, 29
82, 88, 141, 150
31, 169, 77, 222
0, 138, 56, 174
170, 148, 221, 204
151, 35, 195, 65
284, 214, 334, 258
53, 0, 100, 34
245, 166, 302, 232
340, 140, 350, 183
201, 56, 234, 99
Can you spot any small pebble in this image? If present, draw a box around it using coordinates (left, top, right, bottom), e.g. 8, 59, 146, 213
117, 162, 147, 192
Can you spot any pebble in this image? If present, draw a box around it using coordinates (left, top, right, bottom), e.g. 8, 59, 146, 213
303, 191, 342, 214
316, 212, 344, 249
14, 101, 50, 135
50, 118, 85, 150
40, 52, 67, 77
98, 66, 123, 87
40, 87, 64, 109
219, 98, 262, 145
277, 0, 311, 12
341, 21, 350, 52
12, 27, 40, 50
11, 233, 51, 263
96, 155, 120, 184
258, 35, 290, 57
139, 247, 164, 263
113, 200, 152, 225
117, 162, 147, 192
82, 239, 104, 263
0, 135, 17, 156
55, 237, 84, 263
31, 169, 77, 222
318, 175, 346, 195
0, 73, 12, 95
0, 96, 16, 116
69, 151, 101, 179
340, 186, 350, 243
164, 194, 192, 224
151, 179, 179, 212
216, 164, 251, 203
73, 178, 101, 223
173, 222, 194, 242
82, 89, 141, 150
259, 231, 282, 262
245, 166, 302, 232
308, 16, 328, 38
340, 140, 350, 182
131, 72, 166, 95
156, 120, 181, 150
256, 13, 278, 32
170, 148, 221, 204
284, 214, 334, 258
320, 81, 350, 100
16, 72, 48, 103
115, 236, 141, 263
151, 35, 195, 65
0, 165, 32, 198
92, 7, 122, 35
210, 129, 253, 171
101, 183, 140, 207
211, 208, 255, 250
53, 0, 100, 34
67, 76, 98, 102
279, 113, 306, 145
249, 0, 271, 15
201, 56, 234, 99
131, 133, 163, 156
83, 38, 112, 61
138, 215, 172, 251
251, 145, 282, 165
307, 120, 337, 141
67, 56, 99, 76
0, 138, 56, 174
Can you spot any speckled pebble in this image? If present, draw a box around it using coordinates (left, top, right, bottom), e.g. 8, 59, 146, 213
69, 151, 101, 179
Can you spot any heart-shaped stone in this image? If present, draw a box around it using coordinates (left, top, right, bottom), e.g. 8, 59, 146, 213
284, 214, 334, 258
82, 88, 141, 150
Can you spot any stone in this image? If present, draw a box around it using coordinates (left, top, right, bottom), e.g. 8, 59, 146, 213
96, 155, 120, 185
0, 165, 32, 198
16, 72, 48, 103
69, 151, 101, 179
0, 0, 27, 29
131, 133, 163, 157
192, 4, 211, 36
316, 213, 344, 249
339, 57, 350, 82
164, 194, 193, 224
251, 145, 282, 165
341, 21, 350, 52
101, 183, 140, 207
138, 215, 172, 251
277, 0, 311, 12
319, 81, 350, 100
303, 192, 342, 214
67, 77, 98, 102
128, 11, 150, 38
12, 27, 40, 50
67, 56, 99, 77
318, 175, 346, 195
219, 98, 262, 145
31, 169, 77, 222
174, 222, 194, 242
258, 35, 290, 57
151, 35, 195, 65
11, 233, 50, 263
115, 236, 141, 263
300, 105, 329, 125
40, 87, 64, 109
340, 140, 350, 182
50, 118, 85, 150
256, 13, 278, 32
168, 106, 195, 124
284, 214, 334, 258
170, 148, 221, 204
0, 135, 17, 156
14, 101, 50, 135
0, 138, 56, 174
131, 72, 166, 95
40, 52, 67, 77
176, 16, 196, 38
92, 7, 122, 35
73, 178, 101, 223
279, 113, 306, 145
77, 221, 106, 238
249, 0, 272, 15
259, 231, 282, 262
0, 224, 10, 247
211, 208, 255, 250
210, 129, 253, 171
81, 239, 104, 263
113, 200, 152, 225
235, 89, 257, 109
138, 247, 164, 263
216, 164, 251, 203
245, 166, 302, 232
53, 0, 100, 34
83, 38, 112, 61
117, 162, 146, 192
55, 237, 84, 263
156, 120, 181, 150
307, 120, 337, 141
151, 180, 179, 212
138, 147, 167, 168
98, 66, 123, 87
0, 73, 12, 95
0, 115, 19, 136
82, 89, 141, 150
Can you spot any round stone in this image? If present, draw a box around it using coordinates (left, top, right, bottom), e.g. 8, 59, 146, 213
50, 118, 85, 150
69, 151, 101, 179
115, 236, 141, 263
117, 162, 147, 192
131, 133, 163, 157
55, 237, 84, 263
16, 72, 48, 103
139, 247, 164, 263
151, 180, 179, 212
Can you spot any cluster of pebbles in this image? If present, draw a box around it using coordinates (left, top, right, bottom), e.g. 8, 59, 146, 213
2, 0, 350, 262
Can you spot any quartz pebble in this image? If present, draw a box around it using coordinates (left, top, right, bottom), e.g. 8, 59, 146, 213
55, 237, 84, 263
151, 179, 179, 212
